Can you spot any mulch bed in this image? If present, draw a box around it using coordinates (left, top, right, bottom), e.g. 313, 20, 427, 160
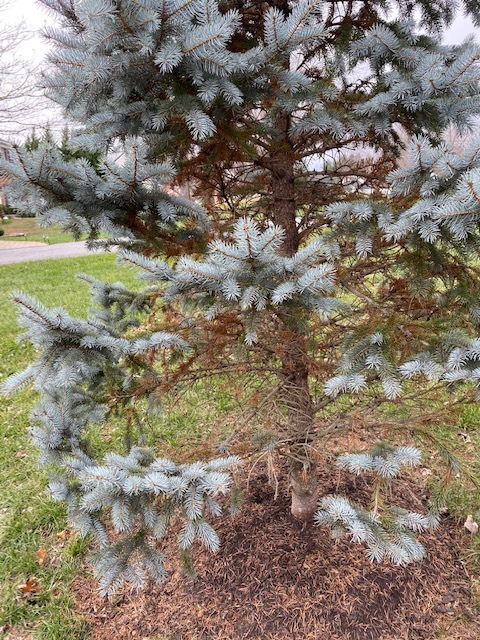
73, 466, 480, 640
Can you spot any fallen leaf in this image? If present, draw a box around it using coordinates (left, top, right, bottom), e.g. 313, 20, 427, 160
464, 514, 479, 534
35, 547, 48, 566
56, 529, 70, 540
18, 578, 41, 595
48, 554, 62, 568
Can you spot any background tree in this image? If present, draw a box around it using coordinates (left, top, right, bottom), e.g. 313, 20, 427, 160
15, 125, 99, 216
4, 0, 480, 592
0, 0, 63, 138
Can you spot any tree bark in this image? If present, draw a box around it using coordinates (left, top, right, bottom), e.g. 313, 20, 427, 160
271, 157, 299, 256
279, 333, 318, 521
269, 114, 318, 521
290, 463, 319, 521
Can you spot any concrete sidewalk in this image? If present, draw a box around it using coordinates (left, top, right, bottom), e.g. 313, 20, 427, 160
0, 240, 110, 265
0, 240, 47, 249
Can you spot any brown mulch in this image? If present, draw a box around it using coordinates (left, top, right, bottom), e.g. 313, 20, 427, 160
72, 467, 480, 640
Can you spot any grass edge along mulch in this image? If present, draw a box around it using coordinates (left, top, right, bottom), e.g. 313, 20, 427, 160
72, 466, 480, 640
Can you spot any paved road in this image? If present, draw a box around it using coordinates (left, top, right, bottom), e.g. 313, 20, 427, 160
0, 241, 112, 265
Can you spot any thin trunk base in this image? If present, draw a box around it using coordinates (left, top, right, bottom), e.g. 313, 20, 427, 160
290, 465, 318, 521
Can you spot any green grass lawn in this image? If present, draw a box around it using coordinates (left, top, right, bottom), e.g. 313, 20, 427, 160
0, 254, 141, 639
0, 217, 83, 244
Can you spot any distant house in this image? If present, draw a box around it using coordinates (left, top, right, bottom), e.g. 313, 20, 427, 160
0, 139, 13, 207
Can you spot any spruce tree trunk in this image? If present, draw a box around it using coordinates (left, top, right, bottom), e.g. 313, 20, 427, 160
269, 116, 318, 521
280, 335, 318, 521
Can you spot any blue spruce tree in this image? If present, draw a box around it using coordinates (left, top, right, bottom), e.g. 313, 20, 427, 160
4, 0, 480, 592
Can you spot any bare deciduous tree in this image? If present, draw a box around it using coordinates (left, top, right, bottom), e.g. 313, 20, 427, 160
0, 0, 61, 138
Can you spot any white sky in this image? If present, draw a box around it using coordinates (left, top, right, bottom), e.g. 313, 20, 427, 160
444, 15, 479, 44
3, 0, 52, 57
